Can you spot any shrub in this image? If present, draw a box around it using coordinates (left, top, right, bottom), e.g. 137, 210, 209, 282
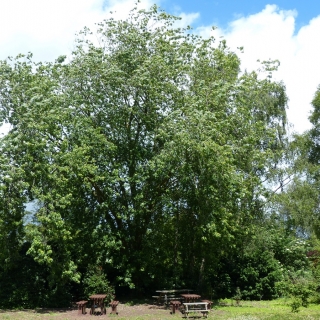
82, 265, 115, 302
276, 271, 316, 312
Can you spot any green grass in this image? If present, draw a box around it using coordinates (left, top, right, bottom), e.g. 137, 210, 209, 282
210, 299, 320, 320
1, 299, 320, 319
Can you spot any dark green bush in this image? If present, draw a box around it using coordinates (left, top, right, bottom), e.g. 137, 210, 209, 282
82, 265, 115, 302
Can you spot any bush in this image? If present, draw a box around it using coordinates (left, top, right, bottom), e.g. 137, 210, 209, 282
82, 265, 115, 302
276, 271, 316, 312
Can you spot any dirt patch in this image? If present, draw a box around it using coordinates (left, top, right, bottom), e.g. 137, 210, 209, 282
0, 301, 178, 319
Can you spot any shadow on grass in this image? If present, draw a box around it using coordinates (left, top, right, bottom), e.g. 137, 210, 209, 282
35, 307, 76, 314
119, 298, 168, 310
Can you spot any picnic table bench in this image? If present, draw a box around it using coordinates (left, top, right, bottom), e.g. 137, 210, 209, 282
183, 302, 209, 318
110, 300, 119, 315
76, 300, 88, 315
153, 289, 192, 305
201, 299, 213, 310
169, 300, 181, 314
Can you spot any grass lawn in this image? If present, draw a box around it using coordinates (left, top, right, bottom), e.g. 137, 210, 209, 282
1, 299, 320, 319
210, 299, 320, 319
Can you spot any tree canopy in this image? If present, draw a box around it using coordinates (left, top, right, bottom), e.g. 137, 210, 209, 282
0, 4, 297, 307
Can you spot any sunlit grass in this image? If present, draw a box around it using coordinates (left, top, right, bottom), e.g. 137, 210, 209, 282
210, 298, 320, 320
1, 299, 320, 319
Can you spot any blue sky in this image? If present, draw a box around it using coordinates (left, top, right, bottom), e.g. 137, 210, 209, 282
0, 0, 320, 134
160, 0, 320, 31
157, 0, 320, 134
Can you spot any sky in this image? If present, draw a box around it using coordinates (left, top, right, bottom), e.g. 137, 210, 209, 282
1, 0, 320, 135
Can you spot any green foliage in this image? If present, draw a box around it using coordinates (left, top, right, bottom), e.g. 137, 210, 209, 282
82, 266, 115, 301
232, 287, 242, 305
211, 223, 312, 301
0, 242, 73, 308
0, 3, 289, 306
274, 85, 320, 240
308, 85, 320, 164
276, 271, 316, 312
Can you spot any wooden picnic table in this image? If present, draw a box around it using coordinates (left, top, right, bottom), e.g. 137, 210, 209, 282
155, 289, 193, 294
89, 294, 107, 315
180, 293, 201, 303
153, 289, 193, 305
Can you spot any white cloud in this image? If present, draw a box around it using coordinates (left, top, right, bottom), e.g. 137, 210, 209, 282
197, 5, 320, 133
0, 0, 198, 61
175, 12, 200, 28
0, 0, 159, 62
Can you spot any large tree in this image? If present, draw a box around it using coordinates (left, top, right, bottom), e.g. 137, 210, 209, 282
0, 4, 288, 303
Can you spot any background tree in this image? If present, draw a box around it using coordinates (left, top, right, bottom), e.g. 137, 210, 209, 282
271, 86, 320, 238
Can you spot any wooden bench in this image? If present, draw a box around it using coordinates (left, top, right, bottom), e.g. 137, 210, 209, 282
165, 295, 184, 303
152, 295, 161, 304
201, 299, 213, 310
152, 294, 183, 305
110, 300, 119, 315
183, 302, 208, 318
76, 300, 88, 315
169, 300, 181, 314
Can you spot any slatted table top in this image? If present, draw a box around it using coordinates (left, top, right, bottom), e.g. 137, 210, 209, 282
156, 289, 193, 293
180, 294, 201, 299
89, 294, 107, 299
